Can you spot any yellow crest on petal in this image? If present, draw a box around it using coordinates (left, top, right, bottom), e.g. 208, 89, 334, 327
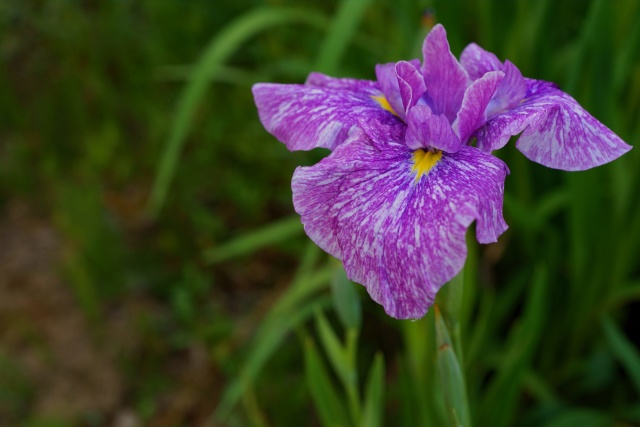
371, 95, 398, 117
411, 149, 442, 181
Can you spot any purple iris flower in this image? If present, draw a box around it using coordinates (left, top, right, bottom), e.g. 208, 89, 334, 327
252, 25, 630, 319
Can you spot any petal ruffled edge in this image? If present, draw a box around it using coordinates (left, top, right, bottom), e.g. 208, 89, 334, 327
292, 129, 508, 319
476, 79, 632, 170
252, 79, 399, 151
460, 42, 502, 79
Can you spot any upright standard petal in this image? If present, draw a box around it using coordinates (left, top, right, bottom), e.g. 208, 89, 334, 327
292, 128, 508, 319
476, 79, 632, 170
252, 77, 398, 152
421, 24, 471, 123
375, 62, 406, 119
460, 43, 527, 119
395, 60, 426, 116
454, 70, 504, 144
460, 42, 502, 79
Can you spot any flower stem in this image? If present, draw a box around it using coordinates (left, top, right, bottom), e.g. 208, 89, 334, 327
344, 328, 361, 425
435, 270, 472, 427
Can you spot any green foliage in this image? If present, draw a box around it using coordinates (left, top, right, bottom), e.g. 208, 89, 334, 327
1, 0, 639, 426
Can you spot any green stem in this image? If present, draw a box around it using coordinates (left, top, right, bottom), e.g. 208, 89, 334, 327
435, 270, 472, 427
344, 328, 361, 425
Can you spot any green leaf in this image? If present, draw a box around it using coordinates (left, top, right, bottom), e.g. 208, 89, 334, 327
601, 315, 640, 397
478, 266, 547, 427
603, 281, 640, 310
435, 306, 471, 427
612, 1, 640, 95
401, 314, 446, 426
202, 215, 303, 264
331, 267, 362, 330
315, 310, 361, 425
213, 256, 333, 421
314, 0, 373, 75
543, 408, 613, 427
214, 297, 331, 422
314, 310, 350, 388
303, 334, 352, 427
148, 7, 327, 216
360, 353, 385, 427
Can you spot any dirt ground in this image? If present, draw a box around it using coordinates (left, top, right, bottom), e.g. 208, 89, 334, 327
0, 202, 220, 426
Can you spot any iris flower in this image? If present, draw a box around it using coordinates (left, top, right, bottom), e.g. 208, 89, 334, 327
252, 25, 630, 319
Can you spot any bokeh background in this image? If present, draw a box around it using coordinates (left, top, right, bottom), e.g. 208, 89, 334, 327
1, 1, 639, 426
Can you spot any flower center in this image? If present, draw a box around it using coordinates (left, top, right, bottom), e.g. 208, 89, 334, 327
411, 149, 442, 181
371, 95, 398, 117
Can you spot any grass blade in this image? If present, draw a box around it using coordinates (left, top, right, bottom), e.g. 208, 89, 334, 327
148, 7, 327, 216
360, 352, 385, 427
313, 0, 373, 75
331, 266, 362, 331
303, 333, 352, 427
213, 260, 333, 422
435, 305, 471, 427
314, 310, 350, 391
202, 215, 303, 264
601, 315, 640, 397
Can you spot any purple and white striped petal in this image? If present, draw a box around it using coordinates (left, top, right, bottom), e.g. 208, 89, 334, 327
252, 78, 399, 152
421, 24, 471, 123
405, 106, 461, 153
454, 70, 504, 144
292, 128, 508, 319
476, 79, 632, 170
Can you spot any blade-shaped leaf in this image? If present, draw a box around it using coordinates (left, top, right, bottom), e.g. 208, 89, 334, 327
435, 306, 471, 427
601, 315, 640, 397
360, 353, 385, 427
331, 267, 362, 331
303, 335, 352, 427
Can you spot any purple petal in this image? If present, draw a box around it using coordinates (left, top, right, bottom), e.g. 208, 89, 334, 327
292, 130, 508, 319
305, 72, 378, 89
460, 43, 527, 119
460, 42, 502, 79
485, 60, 527, 118
455, 70, 504, 143
252, 80, 399, 151
406, 105, 461, 153
358, 116, 407, 152
476, 79, 632, 170
396, 61, 426, 116
421, 24, 471, 122
375, 62, 406, 119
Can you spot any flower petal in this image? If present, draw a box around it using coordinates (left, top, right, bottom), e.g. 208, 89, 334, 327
375, 62, 406, 119
421, 24, 471, 122
406, 105, 461, 153
460, 43, 527, 119
486, 60, 527, 118
396, 60, 426, 116
252, 78, 398, 151
292, 129, 508, 319
476, 79, 632, 170
460, 42, 502, 79
305, 72, 376, 89
454, 70, 504, 143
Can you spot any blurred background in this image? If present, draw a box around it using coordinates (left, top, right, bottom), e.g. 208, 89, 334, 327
0, 0, 639, 426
